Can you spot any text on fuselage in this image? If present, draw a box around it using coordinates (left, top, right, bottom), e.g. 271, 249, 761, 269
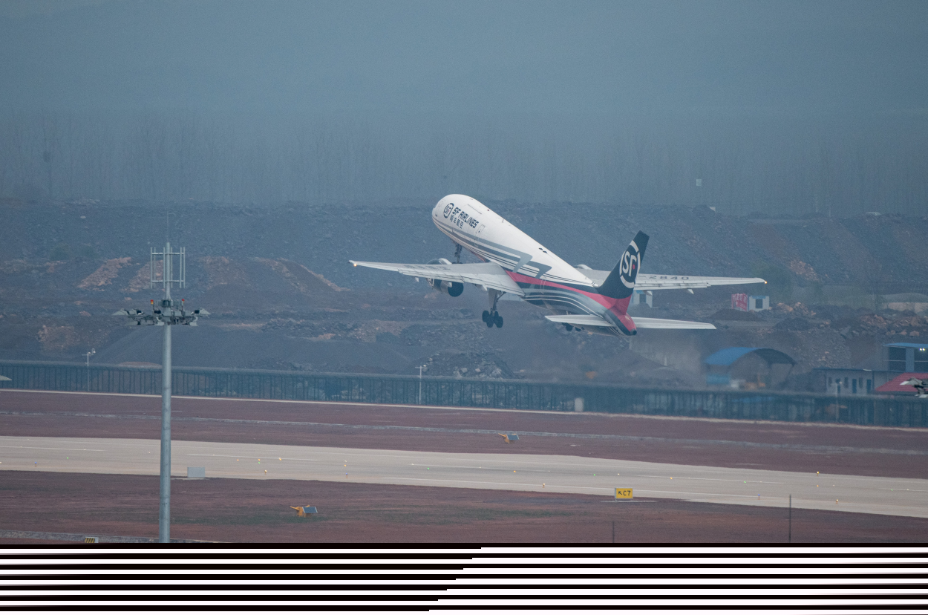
443, 203, 480, 229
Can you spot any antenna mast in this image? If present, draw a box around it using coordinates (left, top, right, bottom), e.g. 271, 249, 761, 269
115, 241, 206, 543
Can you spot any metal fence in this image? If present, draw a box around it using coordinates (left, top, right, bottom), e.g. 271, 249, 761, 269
1, 360, 926, 428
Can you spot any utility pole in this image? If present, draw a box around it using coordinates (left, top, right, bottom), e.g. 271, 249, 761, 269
114, 242, 207, 543
85, 348, 95, 391
418, 365, 426, 405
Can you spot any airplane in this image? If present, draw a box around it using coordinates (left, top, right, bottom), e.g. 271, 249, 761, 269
900, 377, 928, 399
351, 194, 766, 337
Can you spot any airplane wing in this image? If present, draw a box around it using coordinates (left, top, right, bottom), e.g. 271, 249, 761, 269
583, 269, 765, 291
350, 260, 524, 296
546, 314, 715, 330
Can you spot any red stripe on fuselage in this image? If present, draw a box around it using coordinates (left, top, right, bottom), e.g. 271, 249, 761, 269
506, 270, 637, 333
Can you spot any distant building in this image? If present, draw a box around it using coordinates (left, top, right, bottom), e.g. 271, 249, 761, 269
705, 347, 795, 389
809, 344, 924, 396
632, 289, 652, 307
749, 295, 770, 311
731, 293, 769, 312
883, 343, 928, 372
812, 368, 894, 396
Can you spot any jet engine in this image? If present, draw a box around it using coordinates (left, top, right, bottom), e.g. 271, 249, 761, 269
426, 258, 464, 297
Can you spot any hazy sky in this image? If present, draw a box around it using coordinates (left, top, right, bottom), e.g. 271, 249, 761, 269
2, 0, 926, 120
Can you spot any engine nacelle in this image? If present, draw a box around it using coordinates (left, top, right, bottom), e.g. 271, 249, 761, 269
426, 258, 464, 297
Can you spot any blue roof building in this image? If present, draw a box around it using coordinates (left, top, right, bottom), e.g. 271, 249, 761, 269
704, 347, 795, 389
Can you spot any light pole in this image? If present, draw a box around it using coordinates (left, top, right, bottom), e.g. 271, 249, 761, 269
114, 242, 207, 543
418, 365, 426, 405
85, 348, 95, 391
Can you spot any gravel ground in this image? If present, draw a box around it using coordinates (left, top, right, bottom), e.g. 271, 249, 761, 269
1, 471, 926, 544
3, 391, 927, 544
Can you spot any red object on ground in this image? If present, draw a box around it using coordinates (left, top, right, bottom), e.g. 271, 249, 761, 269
731, 293, 748, 311
874, 373, 928, 394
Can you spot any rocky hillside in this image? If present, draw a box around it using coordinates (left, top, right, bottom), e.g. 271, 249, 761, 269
2, 198, 926, 296
1, 197, 926, 389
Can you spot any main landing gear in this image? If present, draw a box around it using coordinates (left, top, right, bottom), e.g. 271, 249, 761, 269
483, 289, 504, 328
482, 310, 503, 328
453, 243, 462, 264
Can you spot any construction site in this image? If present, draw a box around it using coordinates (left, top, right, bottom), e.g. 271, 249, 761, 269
1, 198, 927, 543
1, 199, 926, 388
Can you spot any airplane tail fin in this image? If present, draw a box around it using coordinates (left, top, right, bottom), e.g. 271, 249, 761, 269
598, 231, 649, 301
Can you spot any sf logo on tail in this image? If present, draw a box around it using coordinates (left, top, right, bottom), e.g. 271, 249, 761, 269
619, 243, 640, 288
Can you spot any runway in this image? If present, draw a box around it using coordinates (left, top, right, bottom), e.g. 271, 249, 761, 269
1, 436, 926, 519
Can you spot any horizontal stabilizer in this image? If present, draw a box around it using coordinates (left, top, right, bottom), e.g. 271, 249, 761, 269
635, 275, 766, 291
582, 270, 766, 291
350, 260, 523, 296
633, 317, 716, 330
545, 314, 613, 327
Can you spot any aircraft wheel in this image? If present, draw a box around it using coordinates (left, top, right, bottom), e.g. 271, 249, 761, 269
565, 324, 573, 331
481, 310, 490, 323
494, 313, 504, 328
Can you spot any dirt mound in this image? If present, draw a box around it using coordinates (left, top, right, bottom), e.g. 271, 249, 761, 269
421, 351, 516, 379
774, 317, 813, 331
710, 309, 760, 321
124, 261, 158, 293
93, 323, 433, 374
196, 283, 281, 312
828, 311, 928, 341
199, 256, 253, 288
258, 258, 345, 293
773, 302, 816, 317
77, 257, 133, 290
194, 257, 344, 312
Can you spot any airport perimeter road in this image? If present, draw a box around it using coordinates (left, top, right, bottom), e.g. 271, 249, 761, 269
1, 436, 926, 519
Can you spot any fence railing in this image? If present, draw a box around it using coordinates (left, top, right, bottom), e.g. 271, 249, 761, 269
1, 360, 926, 428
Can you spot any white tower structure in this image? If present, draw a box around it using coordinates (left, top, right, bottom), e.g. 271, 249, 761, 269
115, 242, 207, 543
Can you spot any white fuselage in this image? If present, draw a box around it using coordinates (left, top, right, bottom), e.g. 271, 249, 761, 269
431, 195, 592, 287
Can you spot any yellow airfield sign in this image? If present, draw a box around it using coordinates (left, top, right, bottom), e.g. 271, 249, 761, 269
615, 488, 633, 500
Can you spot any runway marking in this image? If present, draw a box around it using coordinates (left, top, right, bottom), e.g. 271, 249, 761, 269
383, 480, 773, 502
636, 475, 783, 485
383, 477, 578, 489
634, 490, 777, 499
0, 446, 106, 452
876, 487, 928, 493
5, 388, 928, 433
6, 407, 928, 458
186, 454, 320, 462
